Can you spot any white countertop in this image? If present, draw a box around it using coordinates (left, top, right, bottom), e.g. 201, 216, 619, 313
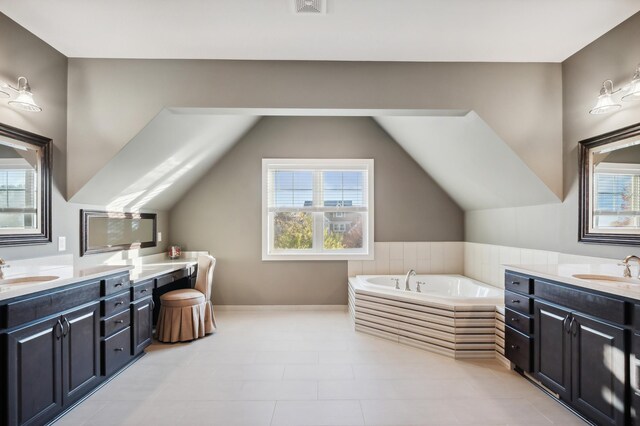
0, 253, 203, 301
505, 263, 640, 301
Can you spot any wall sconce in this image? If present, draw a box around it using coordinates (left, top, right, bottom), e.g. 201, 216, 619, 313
589, 64, 640, 115
0, 77, 42, 112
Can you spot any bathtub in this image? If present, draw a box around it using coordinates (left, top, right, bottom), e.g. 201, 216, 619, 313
354, 274, 503, 305
348, 274, 503, 359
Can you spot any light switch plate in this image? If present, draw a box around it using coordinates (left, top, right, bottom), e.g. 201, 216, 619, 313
157, 232, 162, 242
58, 236, 66, 251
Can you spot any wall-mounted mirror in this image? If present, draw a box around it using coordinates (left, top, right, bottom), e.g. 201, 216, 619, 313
0, 123, 51, 245
81, 210, 157, 256
579, 122, 640, 245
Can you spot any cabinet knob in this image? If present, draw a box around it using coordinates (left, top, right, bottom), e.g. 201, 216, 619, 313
140, 289, 148, 293
114, 320, 124, 324
115, 283, 123, 287
511, 281, 520, 285
115, 301, 124, 306
114, 347, 125, 352
511, 300, 520, 303
511, 317, 519, 322
510, 344, 519, 350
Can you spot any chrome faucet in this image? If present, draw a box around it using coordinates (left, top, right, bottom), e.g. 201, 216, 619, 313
0, 258, 9, 279
404, 269, 416, 291
416, 281, 425, 293
621, 255, 640, 279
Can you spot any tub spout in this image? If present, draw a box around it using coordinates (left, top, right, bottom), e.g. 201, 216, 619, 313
405, 269, 416, 291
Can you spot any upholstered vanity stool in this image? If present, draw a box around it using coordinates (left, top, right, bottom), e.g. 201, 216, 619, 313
156, 255, 217, 342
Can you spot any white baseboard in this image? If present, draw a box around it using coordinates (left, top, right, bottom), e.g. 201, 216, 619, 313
216, 305, 348, 311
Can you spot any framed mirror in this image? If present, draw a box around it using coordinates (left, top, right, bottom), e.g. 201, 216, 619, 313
579, 122, 640, 245
0, 123, 51, 245
80, 210, 157, 256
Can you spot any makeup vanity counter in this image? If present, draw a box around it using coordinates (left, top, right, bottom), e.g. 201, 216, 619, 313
502, 263, 640, 426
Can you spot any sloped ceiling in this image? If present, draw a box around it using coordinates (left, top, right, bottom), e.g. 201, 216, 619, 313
69, 109, 259, 211
375, 112, 560, 210
71, 108, 560, 212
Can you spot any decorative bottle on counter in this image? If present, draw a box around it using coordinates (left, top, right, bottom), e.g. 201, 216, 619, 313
168, 245, 181, 259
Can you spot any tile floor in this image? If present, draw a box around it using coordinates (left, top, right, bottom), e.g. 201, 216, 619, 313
55, 310, 585, 426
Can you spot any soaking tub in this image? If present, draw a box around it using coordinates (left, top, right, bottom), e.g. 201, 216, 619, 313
356, 274, 503, 305
348, 274, 504, 359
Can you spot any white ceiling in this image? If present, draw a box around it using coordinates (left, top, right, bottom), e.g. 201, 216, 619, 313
2, 0, 639, 62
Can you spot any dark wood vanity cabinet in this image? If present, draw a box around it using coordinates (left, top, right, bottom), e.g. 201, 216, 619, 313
131, 296, 153, 355
0, 271, 150, 426
4, 301, 101, 426
506, 270, 630, 426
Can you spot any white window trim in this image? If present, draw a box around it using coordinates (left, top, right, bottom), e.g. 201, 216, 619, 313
262, 158, 374, 261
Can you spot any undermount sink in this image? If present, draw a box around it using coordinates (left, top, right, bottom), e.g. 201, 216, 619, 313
0, 275, 59, 286
572, 274, 640, 284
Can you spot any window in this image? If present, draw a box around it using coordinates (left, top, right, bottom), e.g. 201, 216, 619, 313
592, 162, 640, 231
0, 164, 38, 231
262, 159, 374, 260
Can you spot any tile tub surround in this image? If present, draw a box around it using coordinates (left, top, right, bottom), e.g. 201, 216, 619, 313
348, 277, 498, 359
53, 310, 584, 426
463, 242, 618, 289
348, 242, 464, 277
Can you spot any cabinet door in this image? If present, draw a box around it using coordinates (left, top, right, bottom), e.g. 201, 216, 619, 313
61, 302, 101, 406
6, 316, 63, 426
132, 297, 153, 355
571, 313, 626, 426
534, 300, 572, 401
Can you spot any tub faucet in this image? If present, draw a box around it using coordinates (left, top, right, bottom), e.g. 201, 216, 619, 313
405, 269, 416, 291
0, 258, 9, 279
416, 281, 425, 293
621, 255, 640, 279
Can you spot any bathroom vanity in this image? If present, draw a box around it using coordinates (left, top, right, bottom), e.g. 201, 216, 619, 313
504, 265, 640, 426
0, 257, 198, 426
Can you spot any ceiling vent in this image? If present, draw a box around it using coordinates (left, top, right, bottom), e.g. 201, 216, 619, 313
294, 0, 325, 14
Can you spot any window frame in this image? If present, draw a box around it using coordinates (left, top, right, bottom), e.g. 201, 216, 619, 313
262, 158, 374, 261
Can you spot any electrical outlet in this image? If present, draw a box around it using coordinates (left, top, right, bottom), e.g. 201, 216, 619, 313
157, 232, 162, 242
58, 236, 66, 251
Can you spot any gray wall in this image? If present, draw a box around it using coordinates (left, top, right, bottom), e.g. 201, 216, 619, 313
169, 117, 463, 305
0, 13, 168, 265
67, 60, 563, 200
466, 12, 640, 259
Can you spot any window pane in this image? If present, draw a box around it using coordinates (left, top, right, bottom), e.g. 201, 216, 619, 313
273, 171, 313, 208
322, 171, 365, 207
273, 212, 313, 250
0, 212, 27, 229
323, 212, 364, 250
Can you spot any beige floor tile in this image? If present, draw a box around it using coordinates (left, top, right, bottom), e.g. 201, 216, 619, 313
51, 310, 586, 426
272, 400, 364, 425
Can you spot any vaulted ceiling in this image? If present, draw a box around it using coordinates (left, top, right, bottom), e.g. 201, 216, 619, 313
70, 109, 560, 212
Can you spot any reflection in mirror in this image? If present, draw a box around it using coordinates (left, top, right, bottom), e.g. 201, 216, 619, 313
580, 122, 640, 245
81, 210, 157, 256
0, 123, 51, 245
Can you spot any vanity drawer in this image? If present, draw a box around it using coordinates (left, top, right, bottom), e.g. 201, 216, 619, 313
102, 273, 131, 297
102, 326, 132, 376
534, 279, 628, 325
132, 280, 154, 301
505, 308, 532, 335
101, 309, 131, 337
505, 290, 532, 315
505, 326, 532, 372
505, 272, 533, 295
1, 280, 101, 329
102, 291, 131, 317
156, 269, 188, 288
